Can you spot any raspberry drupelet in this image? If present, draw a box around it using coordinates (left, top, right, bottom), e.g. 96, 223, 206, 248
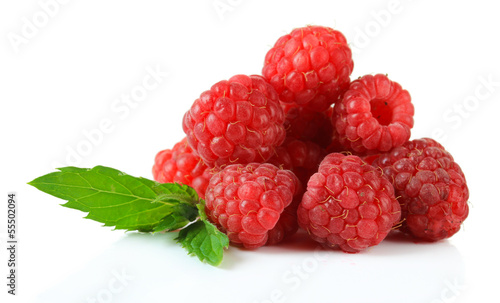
297, 153, 401, 253
204, 163, 301, 248
332, 74, 414, 153
263, 25, 354, 112
183, 75, 286, 168
370, 138, 469, 241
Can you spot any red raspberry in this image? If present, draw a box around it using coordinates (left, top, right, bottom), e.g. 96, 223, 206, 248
283, 104, 333, 148
332, 74, 415, 153
205, 163, 300, 248
297, 153, 401, 253
370, 138, 469, 241
152, 137, 213, 199
268, 138, 326, 187
262, 26, 354, 112
182, 75, 286, 168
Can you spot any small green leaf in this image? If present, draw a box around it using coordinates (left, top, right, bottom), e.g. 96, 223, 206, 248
176, 220, 229, 266
176, 200, 229, 266
28, 166, 199, 231
154, 203, 199, 232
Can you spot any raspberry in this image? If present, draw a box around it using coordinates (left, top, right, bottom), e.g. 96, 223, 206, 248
152, 137, 213, 199
268, 138, 326, 187
370, 138, 469, 241
262, 26, 354, 112
204, 163, 300, 248
182, 75, 286, 168
283, 104, 333, 148
332, 74, 415, 153
297, 153, 401, 253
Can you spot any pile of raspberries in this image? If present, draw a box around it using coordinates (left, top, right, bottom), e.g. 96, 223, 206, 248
153, 26, 469, 253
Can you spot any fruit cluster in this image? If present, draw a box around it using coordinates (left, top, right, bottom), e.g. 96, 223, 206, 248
153, 25, 469, 253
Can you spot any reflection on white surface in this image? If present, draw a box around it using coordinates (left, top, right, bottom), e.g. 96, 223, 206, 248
37, 230, 465, 303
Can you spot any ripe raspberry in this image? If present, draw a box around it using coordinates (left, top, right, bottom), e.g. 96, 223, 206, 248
262, 25, 354, 112
268, 138, 326, 187
297, 153, 401, 253
152, 137, 213, 199
182, 75, 286, 168
283, 104, 333, 148
370, 138, 469, 241
204, 163, 300, 248
332, 74, 415, 153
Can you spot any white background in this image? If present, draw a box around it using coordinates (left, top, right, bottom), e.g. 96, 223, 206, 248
1, 0, 499, 302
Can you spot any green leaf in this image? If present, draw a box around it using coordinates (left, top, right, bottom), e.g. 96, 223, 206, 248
28, 166, 229, 266
176, 221, 229, 266
28, 166, 199, 232
154, 203, 199, 232
176, 201, 229, 266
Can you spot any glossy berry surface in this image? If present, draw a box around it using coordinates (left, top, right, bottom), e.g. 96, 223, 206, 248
371, 138, 469, 241
332, 74, 414, 153
263, 26, 354, 112
183, 75, 286, 168
205, 163, 300, 248
297, 153, 401, 253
